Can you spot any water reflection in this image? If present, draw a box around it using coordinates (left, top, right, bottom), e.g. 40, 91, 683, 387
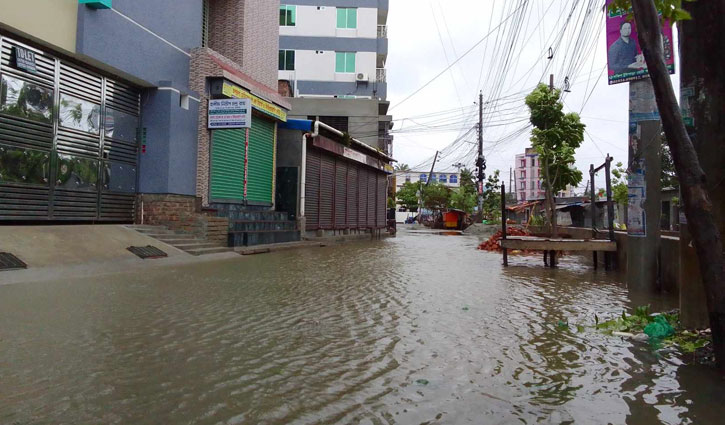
0, 229, 723, 424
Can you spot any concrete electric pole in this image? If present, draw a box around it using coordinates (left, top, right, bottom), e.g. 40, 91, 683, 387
476, 91, 485, 212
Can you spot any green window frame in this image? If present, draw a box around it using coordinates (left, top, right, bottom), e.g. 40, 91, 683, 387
280, 5, 296, 26
336, 7, 357, 29
278, 50, 295, 71
335, 52, 356, 73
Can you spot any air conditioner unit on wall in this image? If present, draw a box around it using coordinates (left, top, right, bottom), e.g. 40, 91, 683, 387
356, 73, 369, 82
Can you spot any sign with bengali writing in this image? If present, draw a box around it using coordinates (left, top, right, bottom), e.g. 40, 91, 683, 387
208, 98, 251, 129
606, 0, 675, 85
221, 82, 287, 122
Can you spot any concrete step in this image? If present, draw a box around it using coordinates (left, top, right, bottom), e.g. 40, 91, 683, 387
172, 242, 222, 250
155, 238, 204, 244
185, 246, 233, 256
145, 233, 195, 240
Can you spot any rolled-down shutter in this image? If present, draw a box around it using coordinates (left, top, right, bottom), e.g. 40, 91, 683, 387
210, 129, 245, 202
367, 170, 376, 227
358, 167, 368, 227
334, 159, 347, 228
346, 165, 358, 228
377, 173, 387, 227
305, 148, 320, 230
319, 153, 334, 229
247, 115, 275, 204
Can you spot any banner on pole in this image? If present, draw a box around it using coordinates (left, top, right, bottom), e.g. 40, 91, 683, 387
605, 0, 675, 85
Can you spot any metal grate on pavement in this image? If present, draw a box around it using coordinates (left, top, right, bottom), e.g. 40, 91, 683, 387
0, 252, 28, 271
126, 245, 168, 259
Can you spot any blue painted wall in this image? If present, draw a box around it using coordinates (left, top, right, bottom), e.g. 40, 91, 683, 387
138, 89, 199, 196
76, 0, 202, 93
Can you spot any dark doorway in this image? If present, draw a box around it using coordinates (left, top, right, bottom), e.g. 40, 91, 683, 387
276, 167, 298, 220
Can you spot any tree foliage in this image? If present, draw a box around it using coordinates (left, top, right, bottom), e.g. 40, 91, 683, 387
422, 182, 451, 210
450, 187, 477, 214
525, 84, 584, 194
609, 0, 696, 21
481, 170, 502, 220
396, 182, 419, 211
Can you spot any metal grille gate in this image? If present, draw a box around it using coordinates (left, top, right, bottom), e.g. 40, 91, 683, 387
0, 36, 140, 222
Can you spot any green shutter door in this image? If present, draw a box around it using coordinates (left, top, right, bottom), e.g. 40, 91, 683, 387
247, 116, 275, 204
210, 129, 245, 202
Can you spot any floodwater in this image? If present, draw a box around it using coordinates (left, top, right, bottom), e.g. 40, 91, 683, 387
1, 227, 723, 424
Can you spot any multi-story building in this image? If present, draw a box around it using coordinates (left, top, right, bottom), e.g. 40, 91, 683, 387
277, 0, 393, 155
395, 171, 461, 192
514, 147, 575, 202
0, 1, 298, 246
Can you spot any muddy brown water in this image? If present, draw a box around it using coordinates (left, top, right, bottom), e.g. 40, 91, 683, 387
1, 228, 723, 424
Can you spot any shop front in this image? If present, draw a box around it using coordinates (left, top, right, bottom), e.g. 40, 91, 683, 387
304, 135, 392, 232
0, 36, 140, 222
207, 79, 286, 209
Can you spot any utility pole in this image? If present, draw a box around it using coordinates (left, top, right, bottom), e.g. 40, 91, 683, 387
627, 79, 661, 293
417, 151, 438, 222
476, 91, 485, 212
509, 166, 513, 202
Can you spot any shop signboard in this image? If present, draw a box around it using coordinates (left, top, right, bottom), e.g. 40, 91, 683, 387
208, 99, 251, 129
13, 46, 37, 74
606, 0, 674, 85
221, 82, 287, 122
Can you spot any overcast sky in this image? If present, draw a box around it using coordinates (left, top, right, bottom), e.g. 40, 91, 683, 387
385, 0, 678, 191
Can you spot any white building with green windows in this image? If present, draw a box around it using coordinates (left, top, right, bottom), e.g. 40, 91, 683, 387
278, 0, 392, 155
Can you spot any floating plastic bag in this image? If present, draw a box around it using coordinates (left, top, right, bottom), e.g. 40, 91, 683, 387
644, 315, 675, 339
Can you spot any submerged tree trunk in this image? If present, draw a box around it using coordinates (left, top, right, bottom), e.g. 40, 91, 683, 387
631, 0, 725, 371
543, 157, 558, 237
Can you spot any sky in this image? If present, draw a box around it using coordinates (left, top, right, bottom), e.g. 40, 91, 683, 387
384, 0, 679, 192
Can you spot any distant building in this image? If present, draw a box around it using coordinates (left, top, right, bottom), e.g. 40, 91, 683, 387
514, 147, 575, 202
395, 171, 461, 192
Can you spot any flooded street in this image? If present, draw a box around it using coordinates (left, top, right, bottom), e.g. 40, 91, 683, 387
1, 228, 723, 424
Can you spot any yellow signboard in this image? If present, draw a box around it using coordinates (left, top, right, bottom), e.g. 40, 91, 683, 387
222, 82, 287, 122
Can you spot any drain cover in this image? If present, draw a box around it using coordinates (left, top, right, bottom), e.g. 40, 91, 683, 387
0, 252, 27, 271
127, 245, 168, 259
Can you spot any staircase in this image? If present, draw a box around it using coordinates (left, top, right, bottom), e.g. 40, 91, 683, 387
222, 210, 300, 247
127, 225, 233, 256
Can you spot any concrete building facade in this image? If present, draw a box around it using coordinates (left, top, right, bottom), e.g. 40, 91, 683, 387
394, 171, 461, 193
277, 0, 392, 155
0, 0, 293, 247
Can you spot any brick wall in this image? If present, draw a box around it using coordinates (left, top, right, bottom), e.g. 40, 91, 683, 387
242, 0, 279, 88
136, 194, 229, 245
207, 0, 279, 88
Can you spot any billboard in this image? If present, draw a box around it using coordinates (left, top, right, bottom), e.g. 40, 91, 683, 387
606, 0, 675, 85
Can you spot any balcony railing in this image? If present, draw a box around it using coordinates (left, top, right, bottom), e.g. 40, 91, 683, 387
377, 25, 388, 39
376, 68, 387, 83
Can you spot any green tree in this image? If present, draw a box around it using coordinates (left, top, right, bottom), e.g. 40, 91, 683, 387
450, 187, 477, 214
459, 168, 476, 195
396, 181, 419, 212
481, 170, 502, 221
525, 83, 585, 236
422, 182, 450, 210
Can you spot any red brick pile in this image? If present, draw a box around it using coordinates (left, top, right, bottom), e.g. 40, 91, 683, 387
477, 227, 531, 252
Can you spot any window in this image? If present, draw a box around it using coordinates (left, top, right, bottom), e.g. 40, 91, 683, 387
520, 181, 525, 189
450, 174, 458, 184
280, 5, 296, 26
420, 174, 427, 183
405, 175, 411, 183
521, 193, 526, 201
337, 8, 357, 29
335, 52, 356, 73
520, 159, 525, 168
520, 170, 525, 179
278, 50, 295, 71
531, 157, 536, 167
439, 174, 447, 183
